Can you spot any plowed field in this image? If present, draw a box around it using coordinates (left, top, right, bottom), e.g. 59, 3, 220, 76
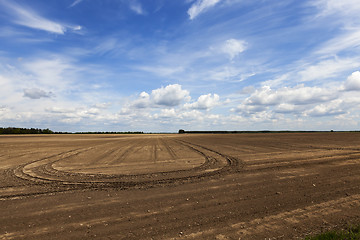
1, 133, 360, 239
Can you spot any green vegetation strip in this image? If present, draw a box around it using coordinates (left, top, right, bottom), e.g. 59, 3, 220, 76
305, 225, 360, 240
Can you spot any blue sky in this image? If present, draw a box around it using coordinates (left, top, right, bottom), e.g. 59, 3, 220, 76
1, 0, 360, 132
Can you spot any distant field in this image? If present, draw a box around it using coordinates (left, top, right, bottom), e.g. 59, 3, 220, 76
1, 133, 360, 239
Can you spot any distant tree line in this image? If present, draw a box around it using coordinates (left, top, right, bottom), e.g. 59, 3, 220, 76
75, 131, 144, 134
0, 127, 54, 134
178, 130, 276, 134
178, 129, 347, 134
0, 128, 145, 134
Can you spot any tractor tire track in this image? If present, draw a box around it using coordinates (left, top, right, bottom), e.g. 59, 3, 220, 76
6, 137, 240, 198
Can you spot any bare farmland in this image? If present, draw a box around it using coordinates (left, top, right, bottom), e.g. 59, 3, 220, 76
1, 133, 360, 239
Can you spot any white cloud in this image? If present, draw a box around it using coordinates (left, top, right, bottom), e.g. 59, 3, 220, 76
204, 66, 253, 82
233, 104, 267, 115
313, 0, 360, 22
0, 105, 10, 118
0, 67, 29, 104
233, 83, 342, 118
298, 57, 360, 82
262, 56, 360, 89
128, 84, 191, 110
151, 84, 190, 107
180, 109, 203, 120
344, 71, 360, 91
94, 38, 120, 55
92, 102, 111, 109
232, 71, 360, 122
46, 107, 76, 114
22, 57, 77, 90
132, 91, 150, 108
158, 108, 177, 118
137, 66, 184, 77
245, 85, 337, 106
23, 88, 53, 99
305, 100, 346, 117
184, 93, 220, 110
274, 103, 298, 114
45, 106, 101, 124
316, 29, 360, 56
0, 74, 10, 89
188, 0, 222, 20
129, 1, 145, 15
222, 39, 247, 60
71, 25, 82, 31
0, 26, 29, 38
239, 86, 255, 94
69, 0, 83, 8
1, 0, 80, 34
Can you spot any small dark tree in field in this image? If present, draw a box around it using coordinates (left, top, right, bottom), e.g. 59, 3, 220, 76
178, 129, 185, 134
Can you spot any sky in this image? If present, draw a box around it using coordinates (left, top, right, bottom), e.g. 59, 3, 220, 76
1, 0, 360, 132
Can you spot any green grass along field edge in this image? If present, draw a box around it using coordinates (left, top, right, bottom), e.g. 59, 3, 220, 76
305, 224, 360, 240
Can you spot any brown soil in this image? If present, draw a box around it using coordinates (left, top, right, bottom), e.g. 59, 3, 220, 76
1, 133, 360, 239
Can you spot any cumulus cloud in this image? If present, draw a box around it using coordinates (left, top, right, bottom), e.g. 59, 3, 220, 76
45, 106, 101, 123
129, 84, 190, 109
188, 0, 222, 20
245, 85, 337, 106
92, 102, 111, 109
151, 84, 190, 107
157, 108, 177, 118
232, 104, 267, 116
0, 105, 9, 116
184, 93, 220, 110
222, 39, 247, 60
46, 107, 76, 113
344, 71, 360, 91
305, 101, 346, 117
180, 109, 203, 120
23, 88, 53, 99
232, 71, 360, 120
233, 83, 347, 118
132, 91, 150, 108
274, 103, 298, 114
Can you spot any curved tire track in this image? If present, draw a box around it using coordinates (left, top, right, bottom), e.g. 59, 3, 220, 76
9, 138, 243, 196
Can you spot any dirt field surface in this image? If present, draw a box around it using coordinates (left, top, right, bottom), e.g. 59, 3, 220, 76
1, 133, 360, 239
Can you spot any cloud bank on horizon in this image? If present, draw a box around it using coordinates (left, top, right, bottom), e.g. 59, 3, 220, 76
0, 0, 360, 132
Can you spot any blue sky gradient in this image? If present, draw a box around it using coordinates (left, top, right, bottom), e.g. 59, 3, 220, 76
1, 0, 360, 132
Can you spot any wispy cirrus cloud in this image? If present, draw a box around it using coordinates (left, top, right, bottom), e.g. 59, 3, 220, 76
129, 0, 145, 15
69, 0, 84, 8
312, 0, 360, 23
298, 57, 360, 82
0, 0, 80, 34
188, 0, 223, 20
